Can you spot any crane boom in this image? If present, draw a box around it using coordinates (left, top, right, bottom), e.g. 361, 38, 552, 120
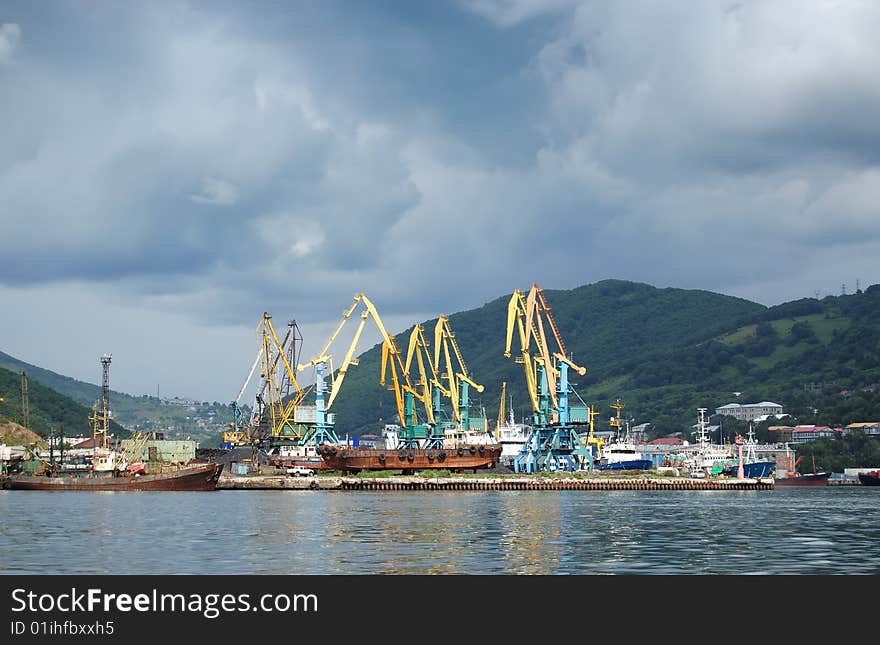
298, 293, 413, 429
505, 290, 540, 413
553, 352, 586, 377
324, 311, 368, 411
497, 381, 507, 429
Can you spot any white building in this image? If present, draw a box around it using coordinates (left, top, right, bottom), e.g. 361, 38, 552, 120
715, 401, 784, 422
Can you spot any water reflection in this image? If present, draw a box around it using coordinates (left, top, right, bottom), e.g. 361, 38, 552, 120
1, 488, 878, 574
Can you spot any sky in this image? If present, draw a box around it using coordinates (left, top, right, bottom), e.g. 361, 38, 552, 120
1, 0, 879, 402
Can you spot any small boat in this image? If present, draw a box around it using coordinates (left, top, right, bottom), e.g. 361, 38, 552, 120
684, 408, 732, 477
857, 470, 880, 486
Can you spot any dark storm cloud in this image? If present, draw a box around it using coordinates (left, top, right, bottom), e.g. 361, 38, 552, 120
2, 0, 880, 399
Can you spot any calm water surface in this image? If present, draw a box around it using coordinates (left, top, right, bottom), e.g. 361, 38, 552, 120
1, 488, 878, 574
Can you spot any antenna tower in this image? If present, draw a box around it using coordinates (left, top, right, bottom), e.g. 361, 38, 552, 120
20, 371, 29, 429
93, 354, 112, 448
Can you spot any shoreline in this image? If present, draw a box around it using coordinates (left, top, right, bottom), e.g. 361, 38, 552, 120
217, 474, 776, 491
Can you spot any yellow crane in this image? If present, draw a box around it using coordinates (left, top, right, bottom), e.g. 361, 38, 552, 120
434, 314, 484, 428
298, 293, 417, 438
503, 283, 591, 473
581, 405, 604, 457
505, 283, 586, 424
252, 312, 309, 443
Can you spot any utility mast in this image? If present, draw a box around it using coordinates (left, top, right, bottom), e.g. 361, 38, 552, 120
20, 371, 29, 429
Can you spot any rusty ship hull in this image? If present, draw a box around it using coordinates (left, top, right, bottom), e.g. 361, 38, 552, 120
316, 443, 502, 472
3, 462, 223, 491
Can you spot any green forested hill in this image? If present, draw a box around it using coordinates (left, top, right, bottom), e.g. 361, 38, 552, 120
0, 352, 233, 444
0, 351, 144, 416
0, 366, 127, 438
322, 280, 880, 438
5, 279, 879, 444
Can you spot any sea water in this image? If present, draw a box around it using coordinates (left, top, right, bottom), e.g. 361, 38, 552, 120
1, 487, 877, 574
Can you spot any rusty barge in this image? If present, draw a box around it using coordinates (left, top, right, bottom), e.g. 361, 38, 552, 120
316, 442, 502, 473
2, 462, 223, 491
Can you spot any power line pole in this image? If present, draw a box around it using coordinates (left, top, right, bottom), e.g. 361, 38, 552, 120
20, 371, 29, 429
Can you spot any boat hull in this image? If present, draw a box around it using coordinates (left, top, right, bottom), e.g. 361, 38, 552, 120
316, 443, 502, 472
2, 463, 223, 491
773, 471, 830, 486
722, 461, 777, 479
595, 459, 653, 471
858, 471, 880, 486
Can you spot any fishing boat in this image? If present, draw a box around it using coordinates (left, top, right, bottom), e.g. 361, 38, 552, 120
3, 461, 223, 491
316, 441, 502, 472
683, 408, 732, 477
721, 424, 776, 478
857, 470, 880, 486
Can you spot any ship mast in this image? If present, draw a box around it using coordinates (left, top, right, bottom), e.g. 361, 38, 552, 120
696, 408, 709, 450
610, 399, 624, 441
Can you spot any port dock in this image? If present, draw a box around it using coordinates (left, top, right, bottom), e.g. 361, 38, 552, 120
217, 474, 774, 491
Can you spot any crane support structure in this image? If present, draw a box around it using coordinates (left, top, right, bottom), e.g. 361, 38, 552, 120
504, 283, 593, 473
251, 312, 309, 445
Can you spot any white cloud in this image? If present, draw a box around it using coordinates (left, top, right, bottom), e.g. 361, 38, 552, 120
0, 22, 21, 64
462, 0, 579, 27
190, 177, 239, 205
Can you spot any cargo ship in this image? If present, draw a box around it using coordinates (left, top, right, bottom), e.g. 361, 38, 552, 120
316, 441, 502, 472
2, 462, 223, 491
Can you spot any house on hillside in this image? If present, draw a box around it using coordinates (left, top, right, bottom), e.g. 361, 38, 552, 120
790, 425, 843, 444
845, 422, 880, 436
